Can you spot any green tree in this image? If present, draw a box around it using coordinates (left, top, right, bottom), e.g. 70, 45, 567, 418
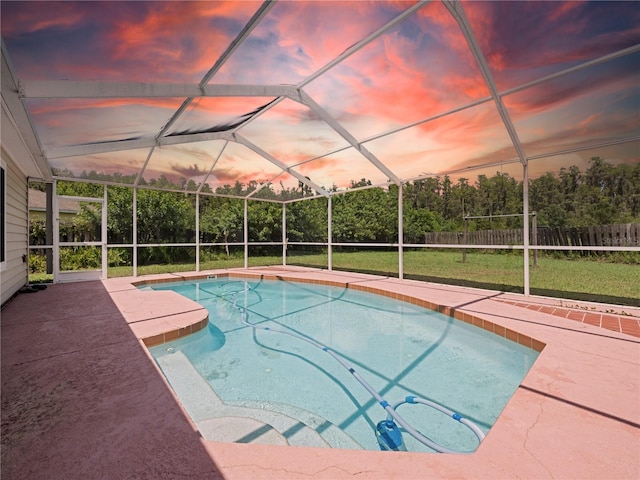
403, 207, 440, 243
287, 197, 328, 243
332, 186, 397, 243
107, 186, 133, 244
248, 201, 282, 243
136, 190, 195, 244
200, 197, 243, 256
473, 172, 521, 228
449, 177, 476, 229
530, 172, 564, 226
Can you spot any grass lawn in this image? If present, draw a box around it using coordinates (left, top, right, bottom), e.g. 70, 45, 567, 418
30, 250, 639, 306
288, 250, 639, 305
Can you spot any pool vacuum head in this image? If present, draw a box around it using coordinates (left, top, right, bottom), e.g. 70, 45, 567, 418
375, 420, 406, 451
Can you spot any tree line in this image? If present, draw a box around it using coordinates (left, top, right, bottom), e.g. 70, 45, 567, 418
30, 157, 639, 267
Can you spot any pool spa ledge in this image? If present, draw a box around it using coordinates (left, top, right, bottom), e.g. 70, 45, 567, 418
105, 266, 640, 480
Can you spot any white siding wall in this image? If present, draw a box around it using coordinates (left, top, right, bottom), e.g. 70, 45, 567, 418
1, 150, 28, 305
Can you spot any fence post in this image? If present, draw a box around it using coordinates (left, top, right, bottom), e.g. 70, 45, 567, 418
463, 217, 468, 263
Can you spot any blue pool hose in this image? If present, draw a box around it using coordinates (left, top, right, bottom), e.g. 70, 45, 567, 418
223, 283, 485, 454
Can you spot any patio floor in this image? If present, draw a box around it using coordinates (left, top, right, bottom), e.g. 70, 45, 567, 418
2, 266, 639, 479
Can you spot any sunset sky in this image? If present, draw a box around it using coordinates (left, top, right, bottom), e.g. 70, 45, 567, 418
2, 0, 638, 196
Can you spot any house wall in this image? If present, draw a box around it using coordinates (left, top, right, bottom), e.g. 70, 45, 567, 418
1, 152, 28, 304
1, 148, 28, 305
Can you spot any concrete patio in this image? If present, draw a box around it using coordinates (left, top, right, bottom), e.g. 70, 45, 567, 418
2, 266, 639, 479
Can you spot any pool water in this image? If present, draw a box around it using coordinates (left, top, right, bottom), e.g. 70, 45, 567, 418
148, 278, 538, 453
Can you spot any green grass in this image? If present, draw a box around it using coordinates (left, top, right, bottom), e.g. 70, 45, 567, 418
30, 250, 640, 306
289, 250, 640, 305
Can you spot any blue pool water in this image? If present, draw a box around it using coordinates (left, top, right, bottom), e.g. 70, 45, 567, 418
148, 278, 538, 453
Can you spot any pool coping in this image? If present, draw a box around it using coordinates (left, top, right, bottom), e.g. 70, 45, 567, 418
106, 266, 639, 479
131, 270, 546, 353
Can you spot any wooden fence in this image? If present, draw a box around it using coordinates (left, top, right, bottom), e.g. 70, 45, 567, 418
422, 223, 640, 247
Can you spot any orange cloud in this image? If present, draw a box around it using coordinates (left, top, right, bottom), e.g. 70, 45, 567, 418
363, 100, 519, 179
296, 148, 390, 189
105, 2, 261, 81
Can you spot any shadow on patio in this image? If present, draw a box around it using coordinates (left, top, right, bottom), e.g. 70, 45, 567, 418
1, 281, 225, 480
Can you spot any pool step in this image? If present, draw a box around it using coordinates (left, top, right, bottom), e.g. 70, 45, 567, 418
198, 416, 288, 446
232, 399, 363, 450
156, 351, 360, 448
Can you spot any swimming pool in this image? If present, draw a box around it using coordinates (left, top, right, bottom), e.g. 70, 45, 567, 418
148, 277, 538, 453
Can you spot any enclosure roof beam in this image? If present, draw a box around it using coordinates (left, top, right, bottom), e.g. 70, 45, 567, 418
233, 133, 330, 197
18, 81, 297, 99
160, 131, 236, 146
295, 89, 401, 185
45, 138, 154, 160
1, 43, 52, 181
45, 131, 237, 159
500, 44, 640, 98
197, 141, 229, 194
198, 1, 275, 87
443, 0, 528, 166
153, 1, 276, 141
297, 0, 431, 89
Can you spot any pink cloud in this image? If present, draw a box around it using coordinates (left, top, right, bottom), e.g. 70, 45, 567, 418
296, 148, 389, 189
295, 157, 339, 174
189, 97, 276, 116
363, 100, 519, 179
304, 1, 490, 139
212, 1, 415, 85
5, 0, 637, 190
208, 166, 274, 188
287, 0, 414, 73
3, 1, 261, 82
106, 2, 250, 79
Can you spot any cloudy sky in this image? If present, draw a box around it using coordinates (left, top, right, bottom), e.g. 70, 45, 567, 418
2, 0, 638, 194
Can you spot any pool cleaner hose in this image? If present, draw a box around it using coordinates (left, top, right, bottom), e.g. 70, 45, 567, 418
228, 287, 485, 454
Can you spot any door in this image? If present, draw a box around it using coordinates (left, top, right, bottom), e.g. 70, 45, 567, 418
53, 189, 107, 283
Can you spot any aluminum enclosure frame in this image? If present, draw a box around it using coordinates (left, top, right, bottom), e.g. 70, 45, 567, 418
3, 1, 638, 296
